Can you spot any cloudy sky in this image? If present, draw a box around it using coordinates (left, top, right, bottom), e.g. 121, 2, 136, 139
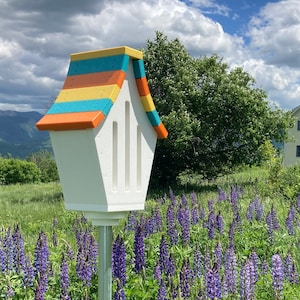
0, 0, 299, 112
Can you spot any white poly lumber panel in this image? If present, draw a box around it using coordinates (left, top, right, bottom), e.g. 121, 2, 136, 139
50, 129, 108, 211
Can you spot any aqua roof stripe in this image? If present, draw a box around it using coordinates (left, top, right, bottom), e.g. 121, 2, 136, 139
146, 110, 161, 127
67, 55, 130, 76
46, 99, 113, 115
133, 59, 146, 79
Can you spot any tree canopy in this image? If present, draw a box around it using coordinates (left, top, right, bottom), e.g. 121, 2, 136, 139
144, 32, 293, 186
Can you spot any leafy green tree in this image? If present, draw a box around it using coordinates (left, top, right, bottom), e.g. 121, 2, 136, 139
27, 150, 59, 182
144, 32, 293, 186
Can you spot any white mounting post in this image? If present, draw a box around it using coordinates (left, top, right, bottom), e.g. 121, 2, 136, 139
98, 226, 112, 300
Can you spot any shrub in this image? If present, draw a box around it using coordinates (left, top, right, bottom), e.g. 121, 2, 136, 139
277, 164, 300, 199
0, 157, 41, 184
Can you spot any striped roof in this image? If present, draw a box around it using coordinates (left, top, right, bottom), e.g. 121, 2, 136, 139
36, 46, 168, 139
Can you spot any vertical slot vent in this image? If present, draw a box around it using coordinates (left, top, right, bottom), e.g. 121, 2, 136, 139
125, 101, 130, 191
112, 121, 118, 191
137, 126, 141, 190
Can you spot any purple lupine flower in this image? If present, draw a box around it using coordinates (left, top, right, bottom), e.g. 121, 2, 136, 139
0, 243, 5, 274
240, 259, 255, 300
76, 230, 93, 286
34, 273, 47, 300
205, 265, 222, 299
208, 199, 214, 213
266, 211, 275, 243
261, 259, 269, 274
12, 225, 26, 273
271, 254, 284, 299
60, 254, 70, 300
234, 212, 242, 232
198, 206, 206, 220
76, 249, 92, 286
181, 194, 188, 206
190, 191, 198, 206
284, 253, 299, 284
177, 206, 190, 245
217, 187, 227, 202
207, 211, 216, 239
204, 248, 211, 272
224, 247, 238, 294
246, 200, 255, 221
271, 205, 280, 230
66, 244, 75, 261
159, 236, 169, 274
286, 206, 295, 235
191, 207, 199, 225
52, 231, 58, 247
114, 281, 126, 300
154, 207, 163, 232
125, 211, 138, 231
180, 259, 192, 299
134, 225, 145, 273
34, 232, 49, 274
112, 235, 126, 287
157, 281, 167, 300
23, 255, 34, 287
154, 262, 162, 283
88, 234, 98, 275
247, 196, 263, 221
228, 221, 235, 249
3, 227, 14, 273
255, 197, 264, 221
214, 241, 222, 271
249, 251, 259, 283
169, 188, 176, 206
166, 205, 178, 245
167, 253, 176, 278
216, 211, 224, 235
193, 246, 203, 278
34, 232, 49, 293
145, 217, 154, 236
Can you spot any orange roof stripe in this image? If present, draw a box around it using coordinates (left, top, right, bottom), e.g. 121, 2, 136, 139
63, 70, 126, 89
136, 78, 150, 96
36, 111, 105, 131
154, 123, 168, 139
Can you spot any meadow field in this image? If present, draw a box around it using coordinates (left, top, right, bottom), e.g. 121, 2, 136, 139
0, 166, 300, 299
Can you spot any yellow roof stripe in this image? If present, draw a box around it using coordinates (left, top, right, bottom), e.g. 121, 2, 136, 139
56, 85, 120, 103
140, 94, 155, 112
70, 46, 143, 61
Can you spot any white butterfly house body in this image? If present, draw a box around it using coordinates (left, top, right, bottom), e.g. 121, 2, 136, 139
36, 46, 168, 226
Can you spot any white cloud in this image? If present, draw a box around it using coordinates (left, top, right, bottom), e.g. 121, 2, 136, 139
0, 0, 299, 112
247, 0, 300, 68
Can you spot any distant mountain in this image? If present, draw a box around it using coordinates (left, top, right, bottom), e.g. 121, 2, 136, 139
0, 110, 51, 158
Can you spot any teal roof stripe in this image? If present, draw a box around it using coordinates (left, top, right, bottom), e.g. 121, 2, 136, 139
132, 59, 146, 79
67, 55, 130, 76
47, 99, 113, 115
146, 110, 161, 127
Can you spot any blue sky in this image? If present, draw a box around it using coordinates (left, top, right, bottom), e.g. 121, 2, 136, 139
0, 0, 299, 112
